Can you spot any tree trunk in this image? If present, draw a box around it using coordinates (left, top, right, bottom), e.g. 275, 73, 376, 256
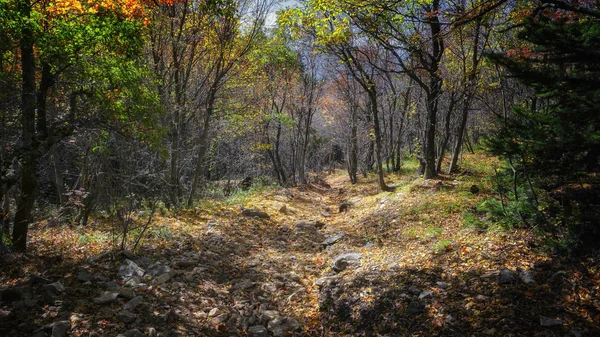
348, 120, 358, 184
13, 0, 37, 252
436, 93, 458, 173
52, 147, 66, 205
187, 113, 211, 207
448, 99, 471, 173
368, 92, 390, 191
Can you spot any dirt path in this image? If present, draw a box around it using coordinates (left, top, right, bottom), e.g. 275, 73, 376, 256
1, 161, 599, 336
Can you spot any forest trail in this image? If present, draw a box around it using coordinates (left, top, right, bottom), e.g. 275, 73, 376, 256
1, 154, 599, 336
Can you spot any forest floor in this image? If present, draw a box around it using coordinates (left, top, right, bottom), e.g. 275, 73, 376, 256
1, 153, 599, 337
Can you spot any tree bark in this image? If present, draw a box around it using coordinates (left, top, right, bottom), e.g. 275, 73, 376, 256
13, 0, 37, 252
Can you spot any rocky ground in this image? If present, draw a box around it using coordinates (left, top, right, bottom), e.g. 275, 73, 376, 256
1, 154, 599, 336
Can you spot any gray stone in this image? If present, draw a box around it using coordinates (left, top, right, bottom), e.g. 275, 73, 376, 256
93, 291, 119, 304
105, 281, 119, 291
118, 259, 145, 278
174, 260, 196, 268
122, 329, 145, 337
149, 265, 171, 277
498, 268, 518, 284
153, 273, 170, 284
119, 287, 136, 299
24, 299, 38, 307
475, 295, 488, 302
248, 325, 268, 337
519, 269, 535, 284
322, 234, 345, 247
234, 280, 254, 290
117, 310, 137, 324
77, 272, 94, 282
124, 276, 143, 287
364, 241, 375, 249
123, 296, 144, 310
260, 310, 280, 323
539, 315, 563, 327
294, 222, 317, 232
418, 291, 433, 299
50, 321, 69, 337
44, 282, 65, 295
241, 209, 270, 219
211, 313, 229, 324
147, 327, 157, 337
29, 273, 53, 285
436, 281, 449, 289
267, 316, 300, 337
315, 276, 338, 287
331, 253, 361, 272
208, 307, 221, 317
407, 301, 426, 314
134, 257, 153, 268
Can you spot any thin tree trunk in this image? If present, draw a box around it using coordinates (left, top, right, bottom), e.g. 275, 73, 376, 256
52, 147, 66, 205
13, 0, 37, 252
368, 92, 390, 191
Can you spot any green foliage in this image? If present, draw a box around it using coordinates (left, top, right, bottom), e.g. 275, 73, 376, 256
486, 15, 600, 180
432, 239, 453, 254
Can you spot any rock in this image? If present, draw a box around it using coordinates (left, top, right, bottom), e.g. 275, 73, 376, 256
24, 298, 38, 307
117, 310, 137, 324
44, 282, 65, 295
248, 325, 268, 337
470, 185, 480, 194
294, 221, 317, 232
234, 280, 254, 290
364, 241, 375, 249
331, 253, 361, 272
153, 273, 170, 285
121, 250, 136, 259
134, 257, 153, 268
408, 287, 421, 296
498, 268, 518, 284
208, 308, 221, 317
31, 331, 48, 337
418, 291, 433, 299
241, 209, 270, 219
436, 281, 449, 289
315, 276, 337, 288
93, 291, 119, 304
279, 206, 288, 214
338, 201, 352, 212
29, 273, 53, 285
123, 296, 144, 310
118, 259, 145, 278
0, 288, 24, 303
407, 301, 426, 314
164, 309, 180, 323
121, 329, 145, 337
539, 315, 563, 327
260, 310, 280, 323
50, 321, 70, 337
322, 234, 345, 247
268, 316, 300, 337
105, 280, 119, 291
519, 269, 535, 284
77, 272, 94, 282
174, 260, 196, 268
149, 265, 171, 277
211, 313, 229, 324
147, 327, 157, 337
119, 287, 136, 299
475, 295, 488, 302
124, 276, 143, 288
